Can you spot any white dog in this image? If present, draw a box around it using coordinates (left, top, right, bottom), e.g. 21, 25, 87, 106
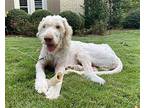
35, 15, 123, 99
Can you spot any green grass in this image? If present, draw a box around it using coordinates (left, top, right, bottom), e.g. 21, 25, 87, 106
6, 30, 140, 108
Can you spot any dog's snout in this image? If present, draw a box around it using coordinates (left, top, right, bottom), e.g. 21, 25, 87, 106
44, 37, 53, 42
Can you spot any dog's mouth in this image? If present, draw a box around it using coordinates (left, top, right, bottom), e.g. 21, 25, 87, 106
46, 43, 57, 52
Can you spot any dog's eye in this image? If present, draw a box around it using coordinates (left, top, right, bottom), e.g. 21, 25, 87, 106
56, 25, 60, 29
43, 25, 46, 28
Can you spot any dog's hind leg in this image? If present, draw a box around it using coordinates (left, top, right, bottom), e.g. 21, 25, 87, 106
76, 53, 105, 85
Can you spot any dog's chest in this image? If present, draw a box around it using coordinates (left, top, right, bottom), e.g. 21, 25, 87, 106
43, 54, 55, 65
45, 53, 66, 65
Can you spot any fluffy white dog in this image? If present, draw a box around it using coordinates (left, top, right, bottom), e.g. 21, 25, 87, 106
35, 15, 123, 99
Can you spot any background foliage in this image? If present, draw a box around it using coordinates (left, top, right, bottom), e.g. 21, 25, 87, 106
6, 9, 30, 35
5, 0, 140, 36
122, 8, 140, 29
60, 11, 83, 33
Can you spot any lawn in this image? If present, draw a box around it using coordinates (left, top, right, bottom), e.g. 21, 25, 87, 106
6, 30, 140, 108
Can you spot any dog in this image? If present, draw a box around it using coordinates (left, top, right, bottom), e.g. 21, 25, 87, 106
35, 15, 123, 99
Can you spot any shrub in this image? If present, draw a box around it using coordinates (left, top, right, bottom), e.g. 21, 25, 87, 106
91, 20, 107, 35
6, 9, 30, 34
108, 0, 123, 28
122, 9, 140, 29
84, 0, 108, 35
60, 11, 83, 33
29, 9, 52, 35
79, 14, 85, 30
30, 9, 52, 23
16, 21, 36, 36
84, 0, 109, 28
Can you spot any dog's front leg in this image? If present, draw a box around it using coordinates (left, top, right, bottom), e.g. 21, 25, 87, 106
46, 63, 65, 99
35, 61, 48, 94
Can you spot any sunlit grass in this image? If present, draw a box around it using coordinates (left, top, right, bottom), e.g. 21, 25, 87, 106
6, 30, 139, 108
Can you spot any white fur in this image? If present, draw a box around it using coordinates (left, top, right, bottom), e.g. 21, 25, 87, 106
46, 82, 62, 99
35, 15, 123, 99
35, 62, 48, 94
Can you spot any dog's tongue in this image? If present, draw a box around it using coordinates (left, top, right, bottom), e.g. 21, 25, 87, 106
47, 44, 55, 52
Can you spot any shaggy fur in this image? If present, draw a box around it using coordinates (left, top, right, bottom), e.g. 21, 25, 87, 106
35, 15, 123, 99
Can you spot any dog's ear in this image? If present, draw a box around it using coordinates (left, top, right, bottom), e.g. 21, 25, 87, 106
36, 17, 46, 37
63, 18, 73, 37
36, 32, 39, 37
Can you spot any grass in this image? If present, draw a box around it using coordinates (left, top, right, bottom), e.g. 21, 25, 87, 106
6, 30, 140, 108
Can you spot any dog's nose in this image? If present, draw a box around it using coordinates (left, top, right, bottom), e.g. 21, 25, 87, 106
44, 37, 53, 42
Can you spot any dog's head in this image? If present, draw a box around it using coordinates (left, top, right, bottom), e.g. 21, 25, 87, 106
37, 15, 73, 52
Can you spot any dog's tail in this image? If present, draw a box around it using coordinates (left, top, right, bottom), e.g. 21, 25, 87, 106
95, 58, 123, 75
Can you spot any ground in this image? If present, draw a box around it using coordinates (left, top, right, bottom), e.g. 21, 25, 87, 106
6, 30, 139, 108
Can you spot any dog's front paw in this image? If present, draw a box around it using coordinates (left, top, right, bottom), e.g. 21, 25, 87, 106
45, 83, 62, 100
35, 78, 48, 94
